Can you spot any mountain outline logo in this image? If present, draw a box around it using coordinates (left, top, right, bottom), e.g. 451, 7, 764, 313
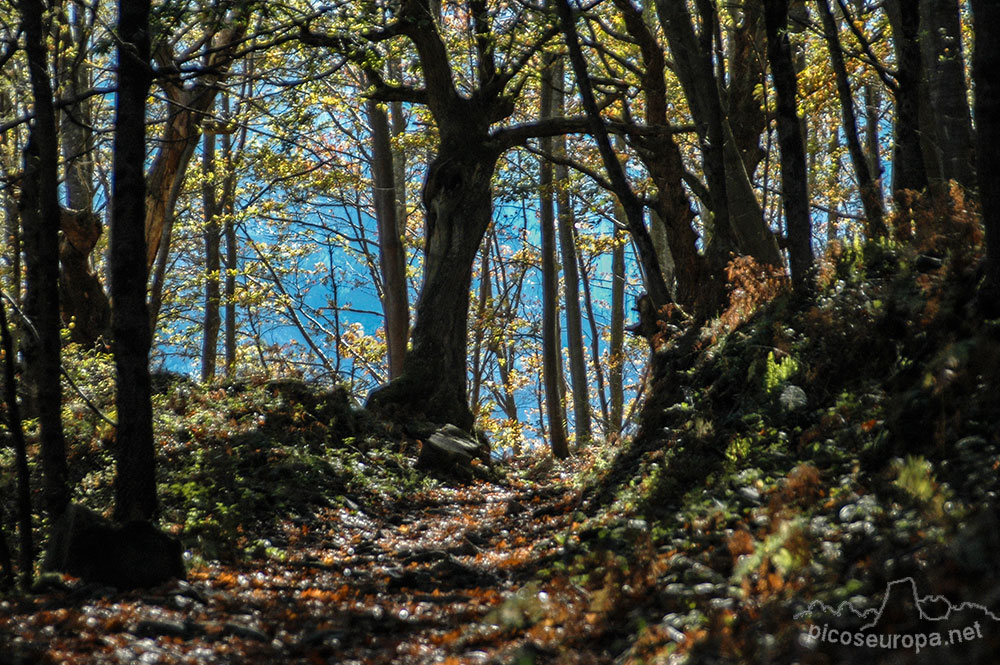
795, 576, 1000, 629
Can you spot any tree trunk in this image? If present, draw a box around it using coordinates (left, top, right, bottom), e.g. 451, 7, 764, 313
614, 0, 711, 312
725, 0, 767, 177
222, 90, 239, 376
818, 0, 887, 238
366, 130, 497, 431
20, 0, 70, 520
143, 20, 247, 273
469, 244, 490, 417
111, 0, 157, 522
655, 0, 736, 266
558, 0, 671, 312
886, 0, 929, 197
578, 243, 610, 433
57, 1, 110, 347
366, 76, 409, 380
539, 57, 569, 458
0, 295, 33, 589
553, 59, 591, 447
919, 0, 975, 190
390, 58, 409, 245
864, 84, 884, 198
201, 124, 221, 382
609, 222, 625, 437
971, 0, 1000, 312
764, 0, 813, 289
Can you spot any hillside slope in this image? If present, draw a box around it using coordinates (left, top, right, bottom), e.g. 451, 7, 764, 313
566, 234, 1000, 663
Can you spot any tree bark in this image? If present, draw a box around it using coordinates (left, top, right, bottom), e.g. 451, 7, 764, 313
143, 18, 247, 273
818, 0, 887, 238
221, 89, 240, 376
764, 0, 813, 289
469, 243, 490, 418
201, 123, 221, 382
20, 0, 70, 520
552, 58, 591, 447
111, 0, 157, 522
609, 222, 625, 437
614, 0, 711, 312
971, 0, 1000, 312
0, 295, 33, 589
886, 0, 929, 197
864, 83, 884, 198
578, 242, 610, 434
919, 0, 975, 189
365, 74, 409, 380
538, 55, 569, 458
557, 0, 671, 312
57, 1, 110, 347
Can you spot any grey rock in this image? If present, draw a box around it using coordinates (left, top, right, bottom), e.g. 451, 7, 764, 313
779, 384, 808, 412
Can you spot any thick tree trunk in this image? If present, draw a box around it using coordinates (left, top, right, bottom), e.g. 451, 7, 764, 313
20, 0, 70, 520
538, 57, 569, 458
366, 133, 497, 432
366, 78, 409, 380
818, 0, 887, 238
725, 1, 767, 178
111, 0, 157, 522
764, 0, 813, 289
971, 0, 1000, 312
201, 126, 221, 382
919, 0, 975, 190
655, 0, 781, 270
887, 0, 929, 197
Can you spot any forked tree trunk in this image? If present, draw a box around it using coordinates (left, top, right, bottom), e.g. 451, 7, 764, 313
366, 134, 497, 432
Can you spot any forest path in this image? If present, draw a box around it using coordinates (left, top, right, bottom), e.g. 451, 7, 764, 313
2, 462, 594, 665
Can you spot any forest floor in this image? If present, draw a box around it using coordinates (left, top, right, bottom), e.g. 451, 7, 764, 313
4, 225, 1000, 664
1, 456, 600, 664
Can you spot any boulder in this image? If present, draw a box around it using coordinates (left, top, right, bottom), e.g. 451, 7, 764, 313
44, 503, 185, 589
416, 424, 491, 478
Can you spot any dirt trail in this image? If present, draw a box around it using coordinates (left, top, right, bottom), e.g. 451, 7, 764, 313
1, 470, 587, 665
